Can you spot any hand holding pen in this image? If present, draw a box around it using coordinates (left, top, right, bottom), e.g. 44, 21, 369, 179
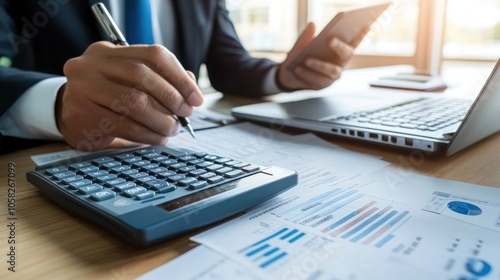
53, 3, 203, 151
91, 2, 197, 138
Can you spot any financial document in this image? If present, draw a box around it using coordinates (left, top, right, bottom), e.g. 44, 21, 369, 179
139, 123, 499, 279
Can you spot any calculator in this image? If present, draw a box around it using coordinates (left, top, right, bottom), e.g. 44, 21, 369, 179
26, 146, 298, 246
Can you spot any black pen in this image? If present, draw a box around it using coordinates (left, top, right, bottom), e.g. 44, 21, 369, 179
90, 2, 196, 138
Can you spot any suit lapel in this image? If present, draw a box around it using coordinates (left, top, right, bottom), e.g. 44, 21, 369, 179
173, 0, 213, 73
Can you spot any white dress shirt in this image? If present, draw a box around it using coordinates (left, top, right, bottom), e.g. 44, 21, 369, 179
0, 0, 280, 140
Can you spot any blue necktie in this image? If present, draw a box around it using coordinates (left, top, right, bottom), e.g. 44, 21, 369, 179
125, 0, 154, 44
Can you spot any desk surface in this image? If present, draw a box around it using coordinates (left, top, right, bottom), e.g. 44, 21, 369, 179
1, 66, 499, 279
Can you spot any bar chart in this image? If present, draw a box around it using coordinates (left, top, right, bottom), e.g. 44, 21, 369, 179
275, 188, 412, 248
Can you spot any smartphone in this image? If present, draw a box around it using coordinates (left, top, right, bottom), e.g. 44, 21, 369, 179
287, 2, 392, 71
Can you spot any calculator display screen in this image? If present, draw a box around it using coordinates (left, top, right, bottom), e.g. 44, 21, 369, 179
158, 173, 266, 211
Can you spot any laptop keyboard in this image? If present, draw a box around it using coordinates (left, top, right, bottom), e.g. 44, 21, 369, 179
328, 98, 472, 131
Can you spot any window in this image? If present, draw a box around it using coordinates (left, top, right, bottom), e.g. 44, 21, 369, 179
229, 0, 500, 73
444, 0, 500, 61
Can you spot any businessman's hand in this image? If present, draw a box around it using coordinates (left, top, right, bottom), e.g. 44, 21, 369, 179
56, 42, 204, 151
276, 22, 368, 91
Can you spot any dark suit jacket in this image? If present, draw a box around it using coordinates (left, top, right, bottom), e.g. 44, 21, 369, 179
0, 0, 276, 153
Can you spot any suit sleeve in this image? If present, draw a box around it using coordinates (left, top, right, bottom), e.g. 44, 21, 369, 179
204, 0, 278, 98
0, 1, 57, 116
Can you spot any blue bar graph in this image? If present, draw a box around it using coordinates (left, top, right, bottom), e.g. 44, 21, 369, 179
375, 234, 395, 248
350, 210, 398, 242
237, 227, 309, 269
280, 229, 299, 240
260, 252, 287, 268
246, 244, 270, 257
289, 232, 306, 243
341, 208, 389, 239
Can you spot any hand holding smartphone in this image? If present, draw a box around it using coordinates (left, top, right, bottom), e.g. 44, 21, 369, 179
287, 2, 392, 71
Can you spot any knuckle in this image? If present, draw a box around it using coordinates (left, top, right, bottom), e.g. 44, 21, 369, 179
126, 61, 149, 79
124, 89, 150, 114
147, 44, 170, 60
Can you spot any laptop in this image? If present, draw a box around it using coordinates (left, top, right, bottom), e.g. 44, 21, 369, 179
231, 60, 500, 155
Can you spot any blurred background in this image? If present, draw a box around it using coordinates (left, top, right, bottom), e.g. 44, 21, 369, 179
225, 0, 500, 74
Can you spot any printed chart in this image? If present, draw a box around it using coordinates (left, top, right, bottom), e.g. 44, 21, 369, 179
275, 188, 411, 248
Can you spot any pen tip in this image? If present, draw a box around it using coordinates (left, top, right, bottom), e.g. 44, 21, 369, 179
187, 127, 196, 139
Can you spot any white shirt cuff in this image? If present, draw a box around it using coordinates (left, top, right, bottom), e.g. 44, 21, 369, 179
262, 65, 282, 94
0, 77, 66, 140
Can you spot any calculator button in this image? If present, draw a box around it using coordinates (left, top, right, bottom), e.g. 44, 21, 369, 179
52, 171, 76, 180
134, 148, 155, 155
142, 153, 162, 160
233, 162, 251, 168
78, 184, 103, 195
140, 164, 160, 172
188, 169, 207, 177
45, 167, 68, 176
78, 166, 100, 174
178, 177, 197, 186
123, 187, 147, 198
90, 190, 116, 201
150, 156, 169, 163
86, 170, 109, 179
101, 161, 122, 170
61, 175, 84, 185
135, 191, 156, 200
178, 155, 197, 162
167, 174, 186, 183
145, 180, 175, 193
149, 167, 169, 175
215, 167, 233, 175
157, 171, 177, 179
104, 178, 126, 188
189, 181, 208, 190
121, 156, 142, 165
242, 165, 260, 173
132, 160, 151, 168
110, 165, 131, 174
68, 179, 92, 190
96, 174, 118, 183
204, 155, 218, 161
160, 159, 178, 167
92, 157, 114, 166
169, 163, 187, 170
136, 176, 156, 185
196, 162, 213, 168
214, 157, 232, 164
114, 153, 135, 160
128, 172, 149, 180
206, 164, 224, 172
194, 152, 207, 158
120, 169, 139, 178
114, 182, 137, 192
224, 170, 244, 178
207, 176, 225, 184
187, 159, 204, 165
69, 162, 91, 170
199, 172, 217, 180
179, 166, 196, 173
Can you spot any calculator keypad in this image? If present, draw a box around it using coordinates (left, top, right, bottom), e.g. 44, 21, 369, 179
44, 147, 260, 203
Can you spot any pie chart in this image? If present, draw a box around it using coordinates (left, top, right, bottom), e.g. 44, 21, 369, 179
447, 201, 482, 216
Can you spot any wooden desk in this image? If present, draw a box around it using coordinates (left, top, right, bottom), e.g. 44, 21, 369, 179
2, 67, 499, 279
